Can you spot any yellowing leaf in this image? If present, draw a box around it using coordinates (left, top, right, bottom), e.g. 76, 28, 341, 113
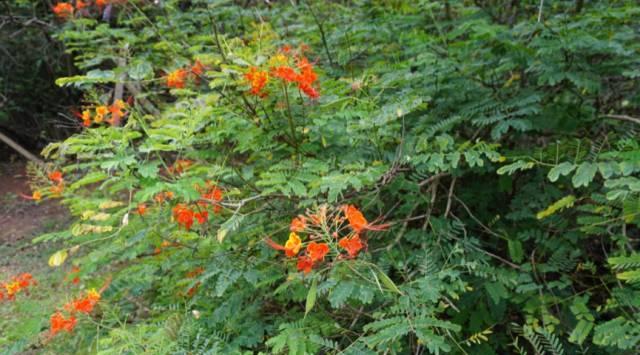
217, 228, 228, 243
90, 212, 111, 221
99, 200, 125, 209
48, 249, 68, 267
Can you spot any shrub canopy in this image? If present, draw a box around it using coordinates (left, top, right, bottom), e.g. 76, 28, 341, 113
6, 0, 640, 354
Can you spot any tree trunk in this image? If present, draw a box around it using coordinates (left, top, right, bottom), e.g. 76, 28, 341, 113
0, 130, 44, 165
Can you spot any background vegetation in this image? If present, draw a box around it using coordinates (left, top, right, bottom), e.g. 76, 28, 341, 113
1, 0, 639, 354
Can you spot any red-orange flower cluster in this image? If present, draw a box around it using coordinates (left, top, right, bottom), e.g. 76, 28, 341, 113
50, 312, 77, 336
1, 273, 36, 301
64, 289, 101, 314
245, 67, 269, 97
47, 170, 65, 197
53, 1, 128, 20
167, 159, 193, 175
166, 69, 188, 89
166, 61, 208, 89
198, 182, 224, 214
77, 100, 127, 127
172, 204, 208, 231
266, 204, 387, 275
154, 191, 174, 204
53, 3, 74, 19
244, 45, 321, 99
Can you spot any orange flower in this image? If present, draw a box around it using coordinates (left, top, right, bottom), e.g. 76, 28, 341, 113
295, 57, 320, 98
170, 159, 193, 174
200, 185, 223, 214
50, 184, 64, 196
96, 0, 108, 8
87, 288, 101, 302
186, 267, 205, 278
50, 312, 77, 336
194, 210, 208, 224
5, 281, 20, 297
48, 171, 63, 184
344, 205, 367, 233
76, 0, 88, 10
284, 232, 302, 257
338, 234, 364, 257
108, 99, 126, 126
173, 204, 194, 230
297, 256, 314, 274
167, 69, 188, 89
53, 3, 74, 19
155, 191, 173, 203
306, 242, 329, 262
271, 66, 298, 83
186, 282, 201, 297
298, 84, 320, 99
245, 67, 269, 97
290, 216, 306, 232
95, 105, 109, 116
16, 273, 33, 288
32, 191, 42, 201
136, 203, 147, 215
65, 288, 100, 314
81, 110, 92, 127
191, 60, 206, 76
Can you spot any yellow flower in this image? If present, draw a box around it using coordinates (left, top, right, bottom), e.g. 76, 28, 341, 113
95, 105, 109, 116
284, 232, 302, 257
269, 53, 288, 67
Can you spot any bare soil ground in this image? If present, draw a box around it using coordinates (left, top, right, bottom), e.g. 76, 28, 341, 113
0, 161, 70, 276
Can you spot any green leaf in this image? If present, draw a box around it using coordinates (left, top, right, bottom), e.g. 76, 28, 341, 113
572, 162, 598, 188
497, 160, 534, 175
536, 195, 576, 219
548, 162, 576, 182
376, 269, 403, 295
304, 278, 317, 318
569, 320, 594, 345
507, 239, 524, 263
128, 61, 154, 80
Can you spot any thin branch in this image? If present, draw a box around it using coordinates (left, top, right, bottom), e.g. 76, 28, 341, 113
603, 114, 640, 126
0, 131, 44, 165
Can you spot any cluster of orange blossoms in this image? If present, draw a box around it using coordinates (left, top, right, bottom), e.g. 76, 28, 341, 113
48, 170, 65, 197
172, 204, 208, 231
245, 45, 320, 99
50, 289, 101, 336
0, 273, 36, 301
166, 60, 207, 89
167, 159, 193, 175
171, 183, 223, 230
266, 204, 388, 274
78, 99, 127, 127
154, 191, 174, 204
53, 1, 125, 20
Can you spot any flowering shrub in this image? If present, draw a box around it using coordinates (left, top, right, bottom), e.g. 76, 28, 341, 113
9, 0, 640, 353
0, 273, 35, 301
267, 205, 387, 274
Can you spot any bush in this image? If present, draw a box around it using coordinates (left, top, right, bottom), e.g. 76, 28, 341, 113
6, 0, 640, 353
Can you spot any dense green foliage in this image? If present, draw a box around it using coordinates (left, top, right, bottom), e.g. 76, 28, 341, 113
0, 0, 78, 147
4, 0, 640, 353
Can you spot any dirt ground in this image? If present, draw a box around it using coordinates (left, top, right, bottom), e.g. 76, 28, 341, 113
0, 161, 70, 276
